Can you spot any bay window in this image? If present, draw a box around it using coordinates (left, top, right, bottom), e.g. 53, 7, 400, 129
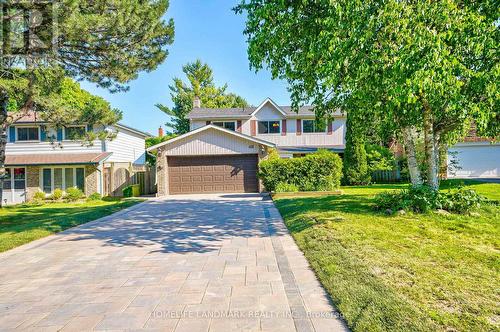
41, 167, 85, 194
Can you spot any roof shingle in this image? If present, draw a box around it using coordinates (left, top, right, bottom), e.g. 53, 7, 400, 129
5, 152, 112, 166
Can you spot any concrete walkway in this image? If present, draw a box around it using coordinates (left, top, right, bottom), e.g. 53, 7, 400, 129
0, 194, 347, 331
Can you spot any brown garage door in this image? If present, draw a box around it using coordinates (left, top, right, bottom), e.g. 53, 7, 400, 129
168, 154, 259, 194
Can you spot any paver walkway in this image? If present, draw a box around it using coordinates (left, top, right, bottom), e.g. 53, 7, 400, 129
0, 194, 347, 331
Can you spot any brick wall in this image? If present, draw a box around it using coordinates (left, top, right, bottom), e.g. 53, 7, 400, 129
85, 165, 98, 196
156, 148, 168, 196
26, 166, 40, 201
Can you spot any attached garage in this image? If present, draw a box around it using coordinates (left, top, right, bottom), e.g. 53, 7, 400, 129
147, 125, 274, 196
448, 142, 500, 178
168, 155, 259, 194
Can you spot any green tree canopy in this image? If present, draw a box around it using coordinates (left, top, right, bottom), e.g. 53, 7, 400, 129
0, 0, 174, 205
157, 60, 249, 134
235, 0, 499, 189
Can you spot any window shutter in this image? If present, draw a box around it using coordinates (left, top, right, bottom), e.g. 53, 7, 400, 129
9, 127, 15, 142
237, 120, 242, 133
296, 119, 302, 136
281, 119, 287, 136
40, 126, 47, 141
250, 120, 256, 136
327, 121, 333, 135
57, 128, 63, 141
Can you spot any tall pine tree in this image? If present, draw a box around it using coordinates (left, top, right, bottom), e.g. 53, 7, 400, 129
157, 60, 248, 134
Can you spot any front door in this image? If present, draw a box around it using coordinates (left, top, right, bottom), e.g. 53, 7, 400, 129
2, 167, 26, 205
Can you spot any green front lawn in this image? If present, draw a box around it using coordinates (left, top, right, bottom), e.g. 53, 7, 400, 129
274, 182, 499, 331
0, 199, 142, 253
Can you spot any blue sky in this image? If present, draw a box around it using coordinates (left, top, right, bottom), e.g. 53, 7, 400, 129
81, 0, 291, 136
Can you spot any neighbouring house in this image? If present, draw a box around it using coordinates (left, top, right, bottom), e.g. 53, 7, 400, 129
3, 111, 151, 205
147, 97, 346, 195
447, 125, 499, 179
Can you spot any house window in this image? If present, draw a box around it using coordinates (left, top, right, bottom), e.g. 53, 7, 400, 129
13, 168, 25, 189
42, 168, 52, 193
2, 169, 11, 189
212, 121, 236, 131
64, 126, 86, 140
258, 121, 280, 134
302, 119, 326, 133
41, 167, 85, 194
17, 127, 39, 141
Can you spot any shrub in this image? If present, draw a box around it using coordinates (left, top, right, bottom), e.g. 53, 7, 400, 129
87, 192, 102, 201
374, 186, 438, 213
33, 191, 46, 201
65, 187, 84, 201
374, 185, 484, 214
275, 182, 299, 193
439, 188, 484, 214
50, 188, 64, 201
123, 184, 140, 197
259, 149, 342, 192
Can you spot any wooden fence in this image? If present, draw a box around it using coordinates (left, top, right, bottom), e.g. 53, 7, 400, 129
103, 164, 156, 196
371, 169, 401, 183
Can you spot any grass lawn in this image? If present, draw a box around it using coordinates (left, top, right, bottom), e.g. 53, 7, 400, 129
273, 181, 499, 331
0, 199, 142, 253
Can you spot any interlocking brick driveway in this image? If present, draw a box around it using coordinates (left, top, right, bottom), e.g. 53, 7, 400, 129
0, 194, 347, 331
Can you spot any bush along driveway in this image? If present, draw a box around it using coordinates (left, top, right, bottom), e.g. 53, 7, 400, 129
273, 183, 500, 331
0, 199, 142, 253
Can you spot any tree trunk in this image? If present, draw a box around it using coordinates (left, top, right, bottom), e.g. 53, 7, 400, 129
0, 91, 8, 208
402, 126, 423, 187
423, 103, 439, 190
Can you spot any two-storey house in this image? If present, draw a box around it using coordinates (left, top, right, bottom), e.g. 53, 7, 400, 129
3, 111, 150, 205
148, 98, 346, 195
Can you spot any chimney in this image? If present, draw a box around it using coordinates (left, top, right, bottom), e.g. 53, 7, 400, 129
193, 96, 201, 108
158, 126, 164, 137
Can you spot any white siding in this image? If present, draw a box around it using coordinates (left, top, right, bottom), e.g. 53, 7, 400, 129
254, 117, 346, 147
163, 128, 260, 156
448, 143, 500, 178
188, 102, 346, 148
105, 125, 146, 164
252, 105, 284, 120
6, 141, 103, 154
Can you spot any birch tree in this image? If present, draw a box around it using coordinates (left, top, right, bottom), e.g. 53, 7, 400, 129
235, 0, 499, 189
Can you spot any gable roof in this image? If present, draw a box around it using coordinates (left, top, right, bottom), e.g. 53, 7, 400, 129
250, 98, 288, 116
147, 124, 275, 152
187, 98, 342, 120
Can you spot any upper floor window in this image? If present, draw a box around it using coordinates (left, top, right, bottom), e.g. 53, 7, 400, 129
258, 120, 280, 134
213, 121, 236, 131
17, 127, 39, 141
64, 126, 86, 140
303, 119, 326, 133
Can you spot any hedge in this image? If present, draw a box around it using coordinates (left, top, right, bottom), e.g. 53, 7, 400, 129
258, 150, 343, 192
